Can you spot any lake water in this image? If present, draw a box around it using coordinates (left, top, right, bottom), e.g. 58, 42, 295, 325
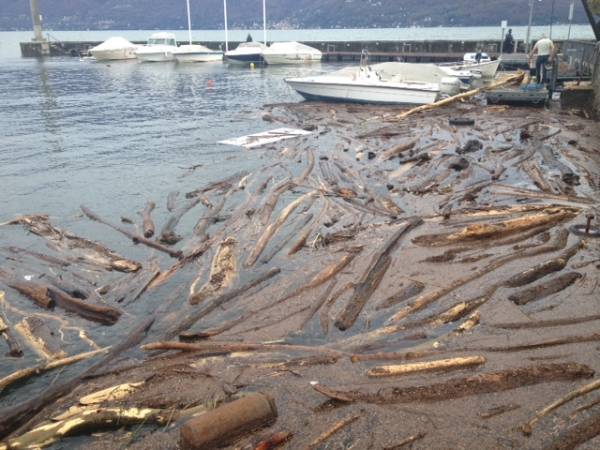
0, 53, 332, 223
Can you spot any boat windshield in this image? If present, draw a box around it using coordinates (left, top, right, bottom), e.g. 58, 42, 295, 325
148, 38, 176, 46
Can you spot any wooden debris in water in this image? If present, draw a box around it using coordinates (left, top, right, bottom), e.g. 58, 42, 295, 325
521, 378, 600, 435
367, 356, 486, 377
15, 316, 66, 360
81, 206, 182, 259
7, 215, 142, 272
141, 201, 156, 238
189, 237, 237, 305
313, 363, 594, 404
509, 272, 583, 306
335, 218, 422, 331
302, 414, 359, 450
0, 347, 109, 393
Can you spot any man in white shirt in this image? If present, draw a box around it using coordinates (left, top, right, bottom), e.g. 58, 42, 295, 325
529, 34, 555, 84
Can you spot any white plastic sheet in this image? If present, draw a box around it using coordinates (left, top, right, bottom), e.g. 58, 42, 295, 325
219, 128, 312, 149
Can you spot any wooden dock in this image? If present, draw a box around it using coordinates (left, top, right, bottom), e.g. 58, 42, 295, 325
20, 38, 529, 60
18, 38, 587, 72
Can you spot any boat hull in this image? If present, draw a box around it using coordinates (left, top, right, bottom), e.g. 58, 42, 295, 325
225, 53, 265, 64
263, 54, 322, 65
456, 60, 500, 78
286, 79, 438, 105
175, 52, 223, 63
135, 51, 176, 62
91, 48, 137, 61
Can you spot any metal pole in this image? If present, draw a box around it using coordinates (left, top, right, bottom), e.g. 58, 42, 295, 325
581, 0, 600, 41
186, 0, 192, 45
29, 0, 43, 41
526, 0, 534, 53
263, 0, 267, 44
223, 0, 229, 52
567, 0, 575, 41
549, 0, 555, 39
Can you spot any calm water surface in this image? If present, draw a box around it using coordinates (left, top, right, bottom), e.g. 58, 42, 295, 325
0, 56, 327, 222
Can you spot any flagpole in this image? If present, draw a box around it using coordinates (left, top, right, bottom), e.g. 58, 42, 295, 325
186, 0, 192, 45
223, 0, 229, 52
263, 0, 267, 44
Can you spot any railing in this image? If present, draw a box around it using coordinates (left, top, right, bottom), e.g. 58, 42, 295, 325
558, 40, 599, 77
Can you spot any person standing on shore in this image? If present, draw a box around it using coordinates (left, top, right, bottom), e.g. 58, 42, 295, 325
529, 34, 555, 84
502, 29, 515, 53
475, 48, 483, 63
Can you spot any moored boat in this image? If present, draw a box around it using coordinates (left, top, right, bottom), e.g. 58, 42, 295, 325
440, 53, 500, 79
225, 42, 268, 64
174, 45, 223, 63
263, 41, 322, 65
90, 37, 138, 61
174, 0, 223, 63
135, 33, 178, 62
373, 62, 476, 90
286, 65, 440, 105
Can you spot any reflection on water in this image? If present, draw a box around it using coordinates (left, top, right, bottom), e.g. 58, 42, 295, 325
0, 58, 324, 219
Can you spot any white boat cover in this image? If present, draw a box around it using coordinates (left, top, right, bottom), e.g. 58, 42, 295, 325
91, 37, 137, 52
175, 44, 220, 54
264, 41, 322, 56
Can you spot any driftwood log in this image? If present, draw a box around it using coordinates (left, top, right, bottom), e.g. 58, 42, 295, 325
0, 347, 109, 393
15, 316, 65, 360
0, 294, 23, 357
367, 356, 486, 378
2, 403, 207, 450
313, 363, 593, 404
521, 378, 600, 435
142, 201, 156, 238
335, 218, 422, 331
0, 314, 156, 439
166, 268, 281, 340
394, 71, 525, 120
189, 237, 237, 305
7, 215, 141, 272
80, 206, 182, 259
508, 272, 583, 306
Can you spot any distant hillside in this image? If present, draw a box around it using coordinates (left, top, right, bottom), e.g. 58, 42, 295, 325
0, 0, 590, 31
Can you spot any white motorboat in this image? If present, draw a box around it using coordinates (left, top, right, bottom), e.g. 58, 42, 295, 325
373, 62, 475, 92
464, 52, 492, 63
174, 0, 223, 63
135, 32, 178, 62
263, 41, 322, 65
449, 53, 500, 78
225, 42, 268, 64
286, 65, 440, 105
90, 37, 139, 61
174, 44, 223, 63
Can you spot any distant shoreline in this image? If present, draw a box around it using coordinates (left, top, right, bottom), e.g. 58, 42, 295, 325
0, 22, 593, 33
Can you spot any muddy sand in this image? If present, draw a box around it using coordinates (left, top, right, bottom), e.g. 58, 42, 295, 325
1, 98, 599, 450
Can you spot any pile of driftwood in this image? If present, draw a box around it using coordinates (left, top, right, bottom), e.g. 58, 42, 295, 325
1, 93, 600, 449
